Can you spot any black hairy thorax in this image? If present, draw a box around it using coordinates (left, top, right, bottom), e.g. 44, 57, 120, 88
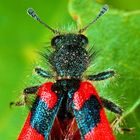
49, 33, 90, 79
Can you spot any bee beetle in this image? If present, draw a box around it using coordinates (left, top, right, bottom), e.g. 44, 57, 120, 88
11, 5, 123, 140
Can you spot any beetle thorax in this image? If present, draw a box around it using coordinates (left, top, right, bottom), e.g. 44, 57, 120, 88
50, 34, 89, 79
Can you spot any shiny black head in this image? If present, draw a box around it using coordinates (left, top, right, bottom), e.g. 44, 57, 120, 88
51, 34, 88, 50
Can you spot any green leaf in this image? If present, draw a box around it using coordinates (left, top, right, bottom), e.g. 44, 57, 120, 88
69, 0, 140, 139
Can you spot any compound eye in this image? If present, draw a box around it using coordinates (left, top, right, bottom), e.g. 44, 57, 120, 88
51, 35, 62, 47
78, 34, 88, 47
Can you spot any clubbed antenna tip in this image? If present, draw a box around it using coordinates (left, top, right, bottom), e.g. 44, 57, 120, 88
79, 4, 109, 33
27, 8, 38, 20
27, 8, 60, 34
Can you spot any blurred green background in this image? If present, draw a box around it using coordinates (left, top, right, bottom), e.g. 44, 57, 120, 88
0, 0, 140, 139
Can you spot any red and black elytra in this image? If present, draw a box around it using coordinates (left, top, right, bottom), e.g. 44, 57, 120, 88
11, 4, 123, 140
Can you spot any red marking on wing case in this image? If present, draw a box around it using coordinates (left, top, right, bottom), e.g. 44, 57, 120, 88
73, 81, 115, 140
18, 112, 44, 140
37, 82, 57, 109
84, 108, 115, 140
73, 81, 99, 110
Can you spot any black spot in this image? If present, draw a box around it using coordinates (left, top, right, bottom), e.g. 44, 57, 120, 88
73, 95, 102, 136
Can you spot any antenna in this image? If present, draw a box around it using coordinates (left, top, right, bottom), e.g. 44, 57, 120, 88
78, 5, 109, 33
27, 8, 60, 34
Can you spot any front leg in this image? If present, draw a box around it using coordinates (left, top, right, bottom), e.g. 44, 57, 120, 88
10, 85, 39, 107
87, 70, 115, 81
35, 67, 53, 78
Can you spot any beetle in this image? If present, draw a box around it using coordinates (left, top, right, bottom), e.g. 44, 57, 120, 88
11, 5, 123, 140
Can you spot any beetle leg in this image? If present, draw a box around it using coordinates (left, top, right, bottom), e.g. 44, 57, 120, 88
87, 70, 115, 81
10, 86, 39, 107
100, 97, 133, 133
111, 115, 134, 134
120, 128, 135, 133
35, 67, 53, 78
100, 97, 123, 115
